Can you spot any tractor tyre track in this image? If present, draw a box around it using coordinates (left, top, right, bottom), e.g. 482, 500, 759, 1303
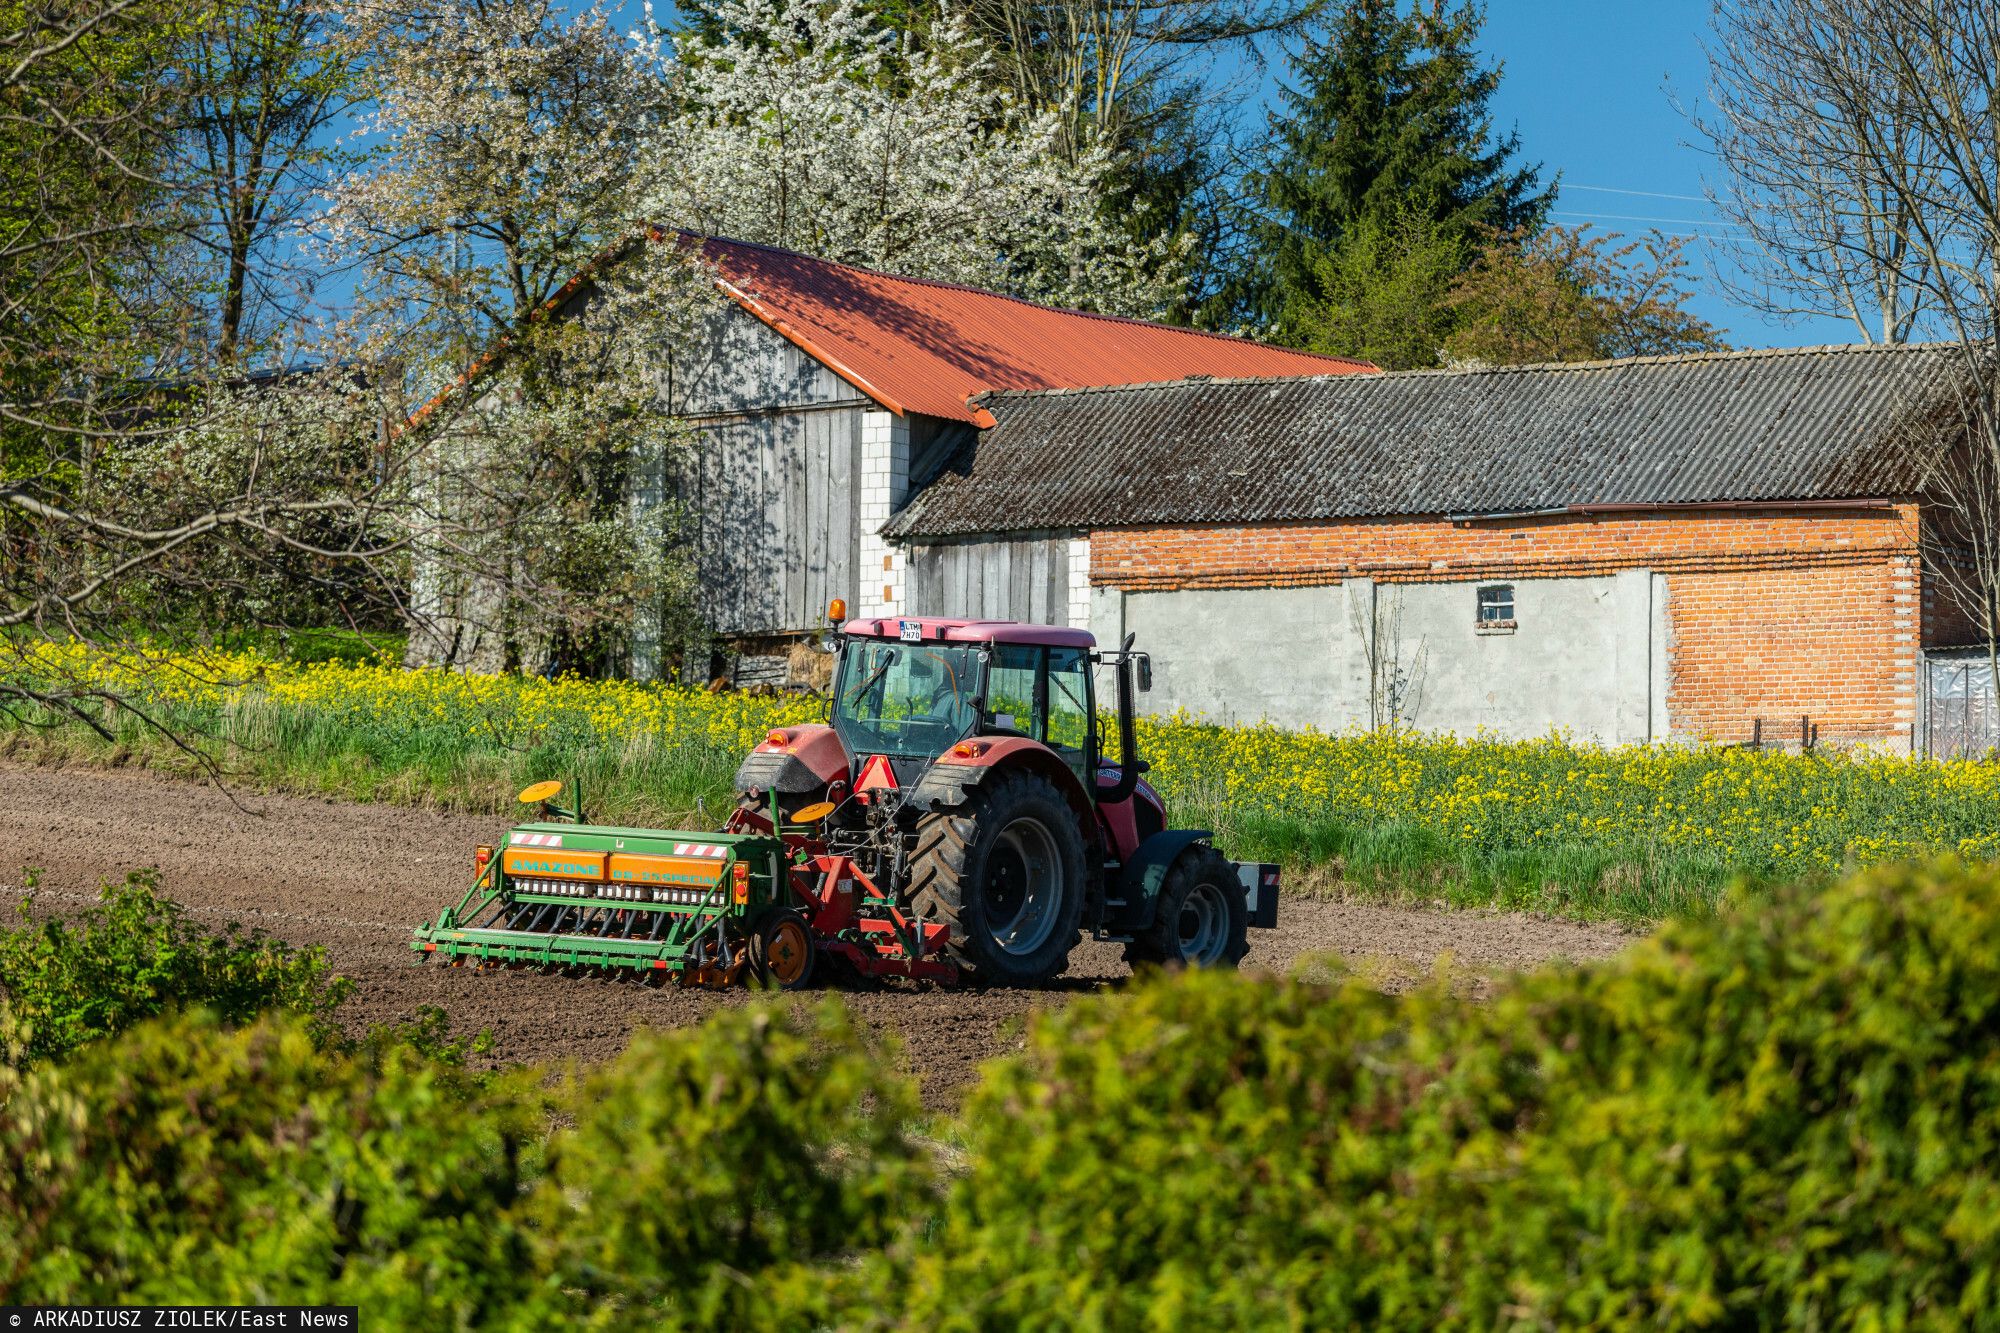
0, 761, 1637, 1106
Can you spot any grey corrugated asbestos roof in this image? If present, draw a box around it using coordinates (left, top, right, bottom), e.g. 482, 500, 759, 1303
883, 343, 1966, 541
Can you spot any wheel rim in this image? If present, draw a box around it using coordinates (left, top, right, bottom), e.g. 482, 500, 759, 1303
767, 918, 811, 986
983, 816, 1063, 957
1174, 882, 1229, 966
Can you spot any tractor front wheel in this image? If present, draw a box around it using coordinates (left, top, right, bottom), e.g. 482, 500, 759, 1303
907, 770, 1087, 985
1125, 847, 1249, 972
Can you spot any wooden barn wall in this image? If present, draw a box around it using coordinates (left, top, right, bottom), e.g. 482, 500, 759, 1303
636, 303, 871, 637
682, 405, 865, 635
666, 304, 856, 416
907, 535, 1071, 623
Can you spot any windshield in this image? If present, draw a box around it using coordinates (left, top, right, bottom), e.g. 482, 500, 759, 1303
832, 641, 983, 759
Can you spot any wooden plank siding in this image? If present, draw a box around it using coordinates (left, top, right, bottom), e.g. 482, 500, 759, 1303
649, 305, 872, 636
907, 535, 1073, 624
666, 304, 857, 416
679, 405, 865, 634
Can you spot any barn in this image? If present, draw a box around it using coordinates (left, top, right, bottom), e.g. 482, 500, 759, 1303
411, 240, 1991, 753
626, 236, 1371, 673
884, 344, 1977, 751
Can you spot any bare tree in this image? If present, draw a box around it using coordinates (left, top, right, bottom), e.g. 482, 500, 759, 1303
966, 0, 1321, 156
0, 357, 533, 762
328, 0, 720, 676
1908, 370, 2000, 707
1351, 583, 1426, 731
1696, 0, 2000, 716
1, 0, 202, 444
1692, 0, 1944, 343
0, 0, 650, 757
954, 0, 1322, 322
177, 0, 357, 363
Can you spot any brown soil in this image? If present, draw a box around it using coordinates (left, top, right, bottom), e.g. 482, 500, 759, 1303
0, 762, 1638, 1107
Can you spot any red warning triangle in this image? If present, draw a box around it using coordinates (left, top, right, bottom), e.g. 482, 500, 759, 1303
856, 754, 899, 793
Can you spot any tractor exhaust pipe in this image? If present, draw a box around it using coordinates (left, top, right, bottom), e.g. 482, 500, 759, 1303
1102, 634, 1143, 805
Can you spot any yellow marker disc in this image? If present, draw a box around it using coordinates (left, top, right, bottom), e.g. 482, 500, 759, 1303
787, 801, 837, 824
517, 780, 564, 805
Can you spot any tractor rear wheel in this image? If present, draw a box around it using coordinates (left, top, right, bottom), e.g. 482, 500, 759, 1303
907, 770, 1086, 984
1124, 847, 1249, 972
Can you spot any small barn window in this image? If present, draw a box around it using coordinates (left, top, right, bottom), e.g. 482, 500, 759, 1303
1476, 584, 1516, 632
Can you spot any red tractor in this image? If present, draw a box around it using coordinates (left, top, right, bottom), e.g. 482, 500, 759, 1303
726, 614, 1279, 984
413, 612, 1277, 987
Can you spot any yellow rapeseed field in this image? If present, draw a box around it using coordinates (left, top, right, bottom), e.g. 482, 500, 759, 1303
15, 642, 2000, 892
19, 641, 823, 755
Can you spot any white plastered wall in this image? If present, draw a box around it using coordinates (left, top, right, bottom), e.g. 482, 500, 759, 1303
1089, 571, 1673, 742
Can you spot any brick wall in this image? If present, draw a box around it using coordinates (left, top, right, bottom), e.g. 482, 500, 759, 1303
1091, 506, 1930, 747
1921, 541, 1988, 650
1663, 558, 1916, 747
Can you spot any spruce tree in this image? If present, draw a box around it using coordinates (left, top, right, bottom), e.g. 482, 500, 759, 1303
1245, 0, 1550, 345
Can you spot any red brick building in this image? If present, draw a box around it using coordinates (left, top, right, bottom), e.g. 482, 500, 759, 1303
884, 344, 1973, 751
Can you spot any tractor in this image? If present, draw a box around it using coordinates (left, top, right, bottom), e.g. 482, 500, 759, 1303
411, 609, 1279, 986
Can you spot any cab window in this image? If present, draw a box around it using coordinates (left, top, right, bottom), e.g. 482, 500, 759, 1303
1047, 647, 1091, 768
984, 644, 1040, 737
831, 641, 980, 757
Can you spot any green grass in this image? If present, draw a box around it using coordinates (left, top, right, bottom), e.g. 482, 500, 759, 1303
1218, 811, 1794, 920
209, 626, 406, 666
1, 692, 746, 828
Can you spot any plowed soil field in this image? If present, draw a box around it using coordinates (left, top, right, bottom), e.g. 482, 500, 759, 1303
0, 762, 1637, 1106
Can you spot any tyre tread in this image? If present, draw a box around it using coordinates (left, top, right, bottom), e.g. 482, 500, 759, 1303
907, 770, 1084, 983
1123, 846, 1249, 971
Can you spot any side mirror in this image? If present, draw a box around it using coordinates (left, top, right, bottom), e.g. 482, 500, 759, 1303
1134, 653, 1153, 692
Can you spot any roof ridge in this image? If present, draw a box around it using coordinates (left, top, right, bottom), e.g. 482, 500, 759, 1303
1389, 341, 1952, 379
975, 372, 1359, 403
691, 232, 1375, 369
974, 341, 1957, 407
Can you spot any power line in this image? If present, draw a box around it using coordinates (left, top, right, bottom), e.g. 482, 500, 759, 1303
1554, 209, 1748, 230
1565, 184, 1710, 203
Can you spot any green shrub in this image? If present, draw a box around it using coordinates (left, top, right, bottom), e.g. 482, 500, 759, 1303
874, 857, 2000, 1329
531, 1002, 931, 1328
0, 1012, 546, 1318
15, 859, 2000, 1326
0, 999, 927, 1325
0, 869, 351, 1069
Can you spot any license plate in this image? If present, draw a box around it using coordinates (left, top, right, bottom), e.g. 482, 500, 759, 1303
899, 619, 922, 642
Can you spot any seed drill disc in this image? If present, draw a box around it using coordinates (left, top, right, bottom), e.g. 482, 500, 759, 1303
518, 780, 564, 805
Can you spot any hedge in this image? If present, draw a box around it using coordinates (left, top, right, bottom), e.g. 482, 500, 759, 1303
7, 856, 2000, 1327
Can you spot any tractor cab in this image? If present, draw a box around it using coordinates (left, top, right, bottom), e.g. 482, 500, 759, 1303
829, 618, 1107, 789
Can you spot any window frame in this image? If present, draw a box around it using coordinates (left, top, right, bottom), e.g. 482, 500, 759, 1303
1044, 644, 1096, 780
830, 641, 985, 758
1476, 583, 1518, 633
982, 643, 1044, 739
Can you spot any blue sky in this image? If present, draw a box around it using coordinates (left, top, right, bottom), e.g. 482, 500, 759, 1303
1227, 2, 1857, 348
1473, 2, 1853, 348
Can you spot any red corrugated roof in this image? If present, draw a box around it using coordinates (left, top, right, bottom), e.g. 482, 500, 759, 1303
698, 235, 1376, 425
